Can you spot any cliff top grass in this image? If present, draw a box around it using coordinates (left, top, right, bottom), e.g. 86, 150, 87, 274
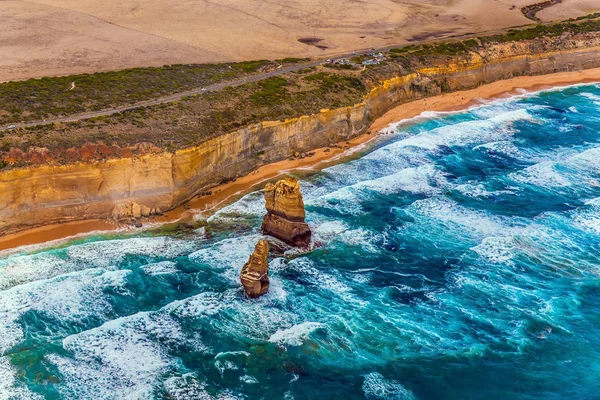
0, 58, 308, 125
1, 15, 600, 167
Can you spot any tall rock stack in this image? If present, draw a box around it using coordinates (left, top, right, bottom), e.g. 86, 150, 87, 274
240, 239, 270, 298
261, 177, 311, 247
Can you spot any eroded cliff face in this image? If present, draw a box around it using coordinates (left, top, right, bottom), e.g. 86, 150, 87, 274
2, 35, 600, 234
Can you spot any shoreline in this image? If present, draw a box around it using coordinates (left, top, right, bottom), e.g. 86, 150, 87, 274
2, 67, 600, 253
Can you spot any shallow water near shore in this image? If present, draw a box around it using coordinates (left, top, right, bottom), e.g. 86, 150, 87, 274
3, 84, 600, 399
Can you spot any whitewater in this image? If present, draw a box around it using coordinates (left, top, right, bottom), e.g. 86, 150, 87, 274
2, 84, 600, 399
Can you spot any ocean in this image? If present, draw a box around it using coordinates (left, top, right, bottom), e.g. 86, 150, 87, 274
2, 83, 600, 399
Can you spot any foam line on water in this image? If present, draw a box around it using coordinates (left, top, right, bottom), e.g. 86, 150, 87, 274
0, 268, 130, 355
0, 236, 196, 292
404, 197, 523, 238
508, 146, 600, 189
379, 83, 568, 135
188, 235, 264, 282
268, 322, 325, 346
362, 372, 416, 400
52, 309, 193, 399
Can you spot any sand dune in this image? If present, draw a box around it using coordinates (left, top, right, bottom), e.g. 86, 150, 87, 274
1, 0, 597, 81
536, 0, 599, 20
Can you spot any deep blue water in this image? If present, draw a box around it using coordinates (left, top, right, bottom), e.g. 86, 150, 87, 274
2, 84, 600, 399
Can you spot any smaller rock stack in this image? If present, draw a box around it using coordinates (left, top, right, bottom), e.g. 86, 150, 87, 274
261, 177, 311, 247
240, 239, 270, 298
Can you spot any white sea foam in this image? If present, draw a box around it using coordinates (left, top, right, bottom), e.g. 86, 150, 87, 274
308, 164, 448, 216
215, 351, 251, 359
382, 110, 452, 133
52, 311, 186, 399
509, 161, 572, 188
0, 236, 195, 292
288, 257, 355, 301
390, 109, 534, 151
580, 92, 600, 104
407, 198, 517, 237
360, 143, 430, 172
471, 236, 519, 264
0, 268, 130, 355
311, 220, 349, 240
307, 186, 366, 215
473, 140, 523, 159
0, 357, 43, 400
170, 287, 295, 344
239, 375, 258, 384
355, 164, 448, 196
339, 228, 382, 254
162, 375, 211, 400
166, 291, 230, 318
217, 298, 296, 342
65, 236, 196, 268
215, 359, 238, 375
584, 197, 600, 206
362, 372, 416, 400
141, 261, 179, 276
284, 391, 295, 400
266, 277, 288, 302
163, 375, 239, 400
188, 235, 262, 281
46, 290, 252, 398
380, 83, 581, 136
508, 146, 600, 189
268, 322, 324, 346
572, 199, 600, 234
0, 252, 71, 291
310, 219, 382, 253
455, 182, 515, 198
569, 147, 600, 170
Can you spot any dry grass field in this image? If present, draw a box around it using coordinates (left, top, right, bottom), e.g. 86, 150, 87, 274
536, 0, 599, 20
1, 0, 598, 81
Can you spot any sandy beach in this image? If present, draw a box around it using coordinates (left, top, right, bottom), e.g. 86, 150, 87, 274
2, 67, 600, 253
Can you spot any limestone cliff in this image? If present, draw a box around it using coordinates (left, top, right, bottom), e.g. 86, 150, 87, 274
240, 239, 270, 298
2, 34, 600, 234
261, 178, 311, 247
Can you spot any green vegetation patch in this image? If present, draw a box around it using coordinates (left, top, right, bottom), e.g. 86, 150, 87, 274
304, 73, 364, 93
249, 77, 290, 106
0, 59, 306, 125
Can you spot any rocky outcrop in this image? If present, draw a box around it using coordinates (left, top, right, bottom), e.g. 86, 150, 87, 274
261, 178, 311, 247
240, 239, 270, 298
2, 34, 600, 234
110, 202, 163, 220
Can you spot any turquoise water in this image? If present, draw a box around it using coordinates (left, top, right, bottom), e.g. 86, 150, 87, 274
3, 84, 600, 399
